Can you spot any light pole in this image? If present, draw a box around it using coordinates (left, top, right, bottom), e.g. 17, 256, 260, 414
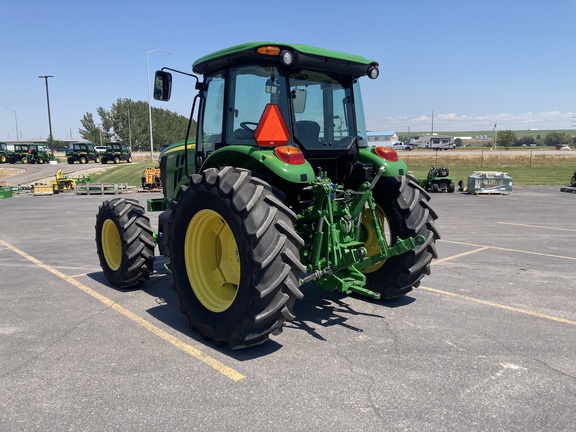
146, 49, 171, 160
0, 107, 19, 143
38, 75, 54, 159
96, 124, 103, 146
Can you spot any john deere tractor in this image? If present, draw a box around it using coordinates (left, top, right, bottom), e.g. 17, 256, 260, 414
95, 42, 440, 348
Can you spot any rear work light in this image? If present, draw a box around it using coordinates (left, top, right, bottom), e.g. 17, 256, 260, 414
274, 146, 305, 165
374, 146, 399, 162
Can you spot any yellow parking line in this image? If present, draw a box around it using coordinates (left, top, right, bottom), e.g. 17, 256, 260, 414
498, 221, 576, 232
0, 239, 245, 382
432, 246, 489, 265
420, 286, 576, 326
441, 240, 576, 261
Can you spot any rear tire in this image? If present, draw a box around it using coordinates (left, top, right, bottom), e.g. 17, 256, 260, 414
448, 182, 455, 193
67, 157, 75, 164
170, 167, 305, 348
95, 198, 155, 288
571, 176, 576, 187
361, 174, 440, 299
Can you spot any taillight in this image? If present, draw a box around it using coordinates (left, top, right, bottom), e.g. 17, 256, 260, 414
274, 146, 305, 165
374, 146, 398, 162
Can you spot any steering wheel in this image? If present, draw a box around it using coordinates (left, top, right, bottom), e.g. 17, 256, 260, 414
240, 122, 258, 132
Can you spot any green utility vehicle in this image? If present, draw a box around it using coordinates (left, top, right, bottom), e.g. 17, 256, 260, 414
27, 143, 50, 164
95, 42, 440, 348
0, 142, 8, 163
8, 143, 49, 164
100, 142, 132, 164
8, 144, 31, 164
66, 142, 101, 164
419, 167, 455, 193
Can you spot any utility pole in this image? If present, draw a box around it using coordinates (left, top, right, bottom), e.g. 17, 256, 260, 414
38, 75, 54, 159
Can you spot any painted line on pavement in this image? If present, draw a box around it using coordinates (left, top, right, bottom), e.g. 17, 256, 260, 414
441, 239, 576, 261
498, 221, 576, 232
0, 239, 245, 382
420, 286, 576, 326
432, 246, 489, 265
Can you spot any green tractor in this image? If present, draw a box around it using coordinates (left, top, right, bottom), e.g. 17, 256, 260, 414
95, 42, 440, 348
0, 142, 8, 163
419, 166, 455, 193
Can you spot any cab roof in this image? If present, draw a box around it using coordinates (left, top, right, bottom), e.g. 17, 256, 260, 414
192, 42, 378, 78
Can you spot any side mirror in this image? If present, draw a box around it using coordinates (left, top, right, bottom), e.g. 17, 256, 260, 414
154, 71, 172, 101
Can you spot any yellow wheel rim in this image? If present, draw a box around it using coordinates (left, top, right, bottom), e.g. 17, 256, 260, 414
185, 209, 240, 313
361, 204, 391, 273
102, 219, 122, 271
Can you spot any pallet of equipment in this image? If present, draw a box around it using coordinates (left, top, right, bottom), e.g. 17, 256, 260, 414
76, 183, 135, 195
0, 186, 13, 199
137, 188, 163, 193
33, 184, 54, 196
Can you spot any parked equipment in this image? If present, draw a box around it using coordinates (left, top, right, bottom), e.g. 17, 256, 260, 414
100, 142, 132, 164
95, 42, 440, 348
8, 143, 49, 164
0, 142, 8, 163
141, 167, 162, 190
419, 167, 455, 192
66, 142, 101, 164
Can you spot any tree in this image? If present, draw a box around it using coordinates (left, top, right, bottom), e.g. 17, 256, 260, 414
79, 99, 194, 151
543, 132, 570, 147
496, 130, 516, 150
79, 113, 103, 146
454, 138, 463, 147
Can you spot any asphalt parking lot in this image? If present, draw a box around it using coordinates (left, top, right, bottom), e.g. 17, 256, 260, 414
1, 185, 575, 431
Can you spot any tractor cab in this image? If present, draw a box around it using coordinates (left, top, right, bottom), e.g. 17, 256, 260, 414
154, 43, 392, 202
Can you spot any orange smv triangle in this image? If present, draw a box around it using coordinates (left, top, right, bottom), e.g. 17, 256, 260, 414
254, 104, 290, 147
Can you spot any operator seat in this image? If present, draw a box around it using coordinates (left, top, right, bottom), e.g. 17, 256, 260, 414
295, 120, 321, 148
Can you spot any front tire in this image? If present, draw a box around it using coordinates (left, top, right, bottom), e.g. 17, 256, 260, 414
171, 167, 305, 348
361, 174, 440, 299
95, 198, 155, 288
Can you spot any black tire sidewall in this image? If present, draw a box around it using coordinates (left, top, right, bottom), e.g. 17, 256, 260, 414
363, 175, 438, 298
95, 198, 154, 288
171, 180, 258, 337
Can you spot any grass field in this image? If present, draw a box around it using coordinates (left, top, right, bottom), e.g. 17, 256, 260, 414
402, 151, 575, 185
90, 152, 576, 187
90, 162, 150, 187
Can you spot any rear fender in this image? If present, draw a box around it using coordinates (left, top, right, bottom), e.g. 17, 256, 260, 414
357, 147, 408, 177
201, 145, 315, 184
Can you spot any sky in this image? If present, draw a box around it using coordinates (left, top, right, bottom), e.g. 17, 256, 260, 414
1, 0, 575, 141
